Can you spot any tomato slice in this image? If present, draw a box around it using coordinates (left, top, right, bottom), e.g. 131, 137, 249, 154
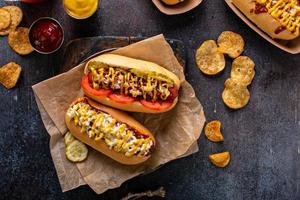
108, 94, 136, 104
140, 100, 173, 111
81, 75, 112, 97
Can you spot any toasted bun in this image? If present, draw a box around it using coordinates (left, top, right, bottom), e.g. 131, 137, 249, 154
65, 97, 155, 165
82, 53, 180, 113
84, 54, 181, 89
232, 0, 298, 40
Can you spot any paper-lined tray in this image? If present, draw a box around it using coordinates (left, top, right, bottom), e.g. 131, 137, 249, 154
224, 0, 300, 54
152, 0, 203, 15
32, 35, 206, 194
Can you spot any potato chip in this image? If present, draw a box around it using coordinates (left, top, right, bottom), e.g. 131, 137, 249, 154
0, 8, 11, 30
231, 56, 255, 85
209, 151, 230, 168
66, 140, 88, 162
217, 31, 244, 58
222, 78, 250, 109
8, 27, 34, 55
195, 40, 225, 75
0, 6, 23, 36
0, 62, 21, 89
204, 120, 224, 142
64, 131, 76, 146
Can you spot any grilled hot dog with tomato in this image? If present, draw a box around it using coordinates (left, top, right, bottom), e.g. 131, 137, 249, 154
81, 54, 181, 113
65, 97, 155, 165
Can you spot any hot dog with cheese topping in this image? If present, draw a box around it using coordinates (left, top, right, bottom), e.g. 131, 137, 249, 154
65, 97, 155, 165
81, 54, 181, 113
232, 0, 300, 40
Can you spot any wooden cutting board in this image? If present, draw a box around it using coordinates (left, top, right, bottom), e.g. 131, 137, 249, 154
60, 36, 186, 73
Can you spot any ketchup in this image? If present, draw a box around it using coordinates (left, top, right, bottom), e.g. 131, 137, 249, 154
252, 3, 268, 14
274, 26, 286, 34
29, 18, 63, 53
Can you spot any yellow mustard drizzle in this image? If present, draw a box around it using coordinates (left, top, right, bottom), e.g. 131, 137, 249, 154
124, 72, 131, 95
260, 0, 300, 35
67, 101, 154, 157
89, 66, 173, 101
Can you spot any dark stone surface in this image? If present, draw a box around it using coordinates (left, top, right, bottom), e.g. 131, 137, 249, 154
0, 0, 299, 200
61, 36, 186, 73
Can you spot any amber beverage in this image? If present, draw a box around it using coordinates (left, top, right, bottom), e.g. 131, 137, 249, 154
63, 0, 99, 19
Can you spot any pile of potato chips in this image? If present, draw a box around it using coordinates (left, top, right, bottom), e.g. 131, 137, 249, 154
196, 32, 256, 167
0, 6, 33, 55
195, 31, 255, 109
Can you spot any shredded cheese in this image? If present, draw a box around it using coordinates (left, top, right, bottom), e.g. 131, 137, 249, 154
67, 100, 154, 157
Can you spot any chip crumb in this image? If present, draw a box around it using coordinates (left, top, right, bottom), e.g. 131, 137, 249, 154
0, 62, 21, 89
204, 120, 224, 142
209, 151, 230, 168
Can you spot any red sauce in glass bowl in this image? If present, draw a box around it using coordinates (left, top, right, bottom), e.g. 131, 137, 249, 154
29, 18, 64, 54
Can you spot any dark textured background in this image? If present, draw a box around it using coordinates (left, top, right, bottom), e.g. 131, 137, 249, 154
0, 0, 299, 199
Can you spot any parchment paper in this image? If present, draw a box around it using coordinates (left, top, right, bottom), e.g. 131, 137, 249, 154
32, 35, 206, 194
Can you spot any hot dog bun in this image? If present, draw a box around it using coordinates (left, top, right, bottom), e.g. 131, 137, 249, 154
65, 97, 155, 165
82, 54, 180, 113
84, 54, 180, 89
232, 0, 298, 40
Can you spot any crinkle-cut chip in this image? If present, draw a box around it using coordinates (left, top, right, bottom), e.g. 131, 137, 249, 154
64, 131, 75, 146
66, 140, 88, 162
0, 6, 23, 36
0, 8, 11, 30
195, 40, 225, 75
204, 120, 224, 142
209, 151, 230, 168
0, 62, 21, 89
231, 56, 255, 85
8, 27, 34, 55
222, 78, 250, 109
217, 31, 244, 58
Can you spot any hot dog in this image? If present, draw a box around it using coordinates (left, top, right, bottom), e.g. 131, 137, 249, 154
232, 0, 300, 40
65, 97, 155, 165
81, 54, 181, 113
